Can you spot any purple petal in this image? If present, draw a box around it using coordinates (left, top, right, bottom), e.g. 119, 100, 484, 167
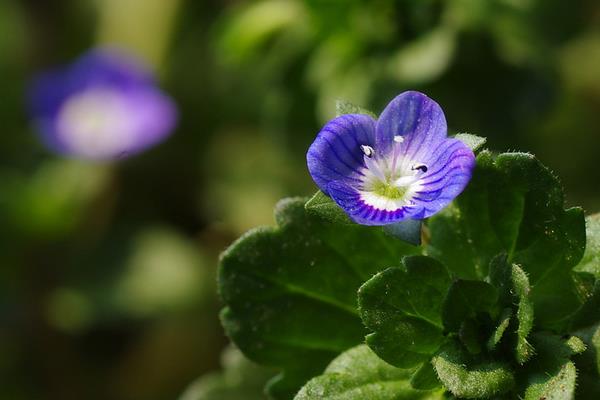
327, 181, 414, 226
307, 114, 376, 195
410, 139, 475, 218
375, 91, 447, 158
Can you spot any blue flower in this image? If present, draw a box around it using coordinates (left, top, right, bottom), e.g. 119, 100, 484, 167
28, 48, 177, 161
307, 91, 475, 225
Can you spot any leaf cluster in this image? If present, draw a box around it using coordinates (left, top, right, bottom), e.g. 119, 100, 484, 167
217, 128, 600, 398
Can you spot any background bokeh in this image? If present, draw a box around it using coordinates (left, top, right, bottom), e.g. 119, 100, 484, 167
1, 0, 600, 399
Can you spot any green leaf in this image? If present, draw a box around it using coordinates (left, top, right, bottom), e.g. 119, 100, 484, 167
294, 345, 445, 400
266, 368, 321, 400
569, 214, 600, 330
522, 333, 584, 400
487, 308, 512, 351
574, 213, 600, 278
179, 346, 274, 400
531, 333, 586, 364
219, 198, 419, 398
453, 133, 487, 152
410, 362, 442, 391
428, 151, 586, 330
489, 254, 535, 363
458, 319, 483, 355
441, 279, 498, 332
431, 340, 515, 398
335, 99, 377, 118
523, 361, 577, 400
305, 191, 353, 225
358, 256, 451, 368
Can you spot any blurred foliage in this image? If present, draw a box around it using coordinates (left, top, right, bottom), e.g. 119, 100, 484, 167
179, 345, 275, 400
0, 0, 599, 399
96, 0, 182, 69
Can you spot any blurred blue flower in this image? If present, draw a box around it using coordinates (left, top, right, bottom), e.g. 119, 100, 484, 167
28, 48, 177, 160
307, 91, 475, 225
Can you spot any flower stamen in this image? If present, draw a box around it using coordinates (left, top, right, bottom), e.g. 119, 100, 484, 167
360, 142, 427, 206
359, 144, 386, 182
411, 163, 428, 173
361, 145, 374, 158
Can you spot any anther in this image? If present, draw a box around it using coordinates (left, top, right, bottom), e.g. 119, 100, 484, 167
393, 135, 404, 143
412, 163, 428, 173
360, 145, 374, 158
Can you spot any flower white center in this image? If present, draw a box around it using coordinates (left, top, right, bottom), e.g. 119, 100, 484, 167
57, 87, 136, 159
359, 136, 426, 211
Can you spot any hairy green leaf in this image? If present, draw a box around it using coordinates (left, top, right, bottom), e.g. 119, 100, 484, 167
305, 191, 353, 225
568, 213, 600, 330
295, 345, 444, 400
524, 361, 577, 400
358, 256, 451, 368
531, 333, 586, 364
428, 151, 586, 330
431, 340, 515, 398
489, 254, 534, 363
219, 198, 418, 398
523, 333, 585, 400
575, 213, 600, 278
487, 308, 512, 351
453, 133, 487, 152
442, 279, 498, 332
